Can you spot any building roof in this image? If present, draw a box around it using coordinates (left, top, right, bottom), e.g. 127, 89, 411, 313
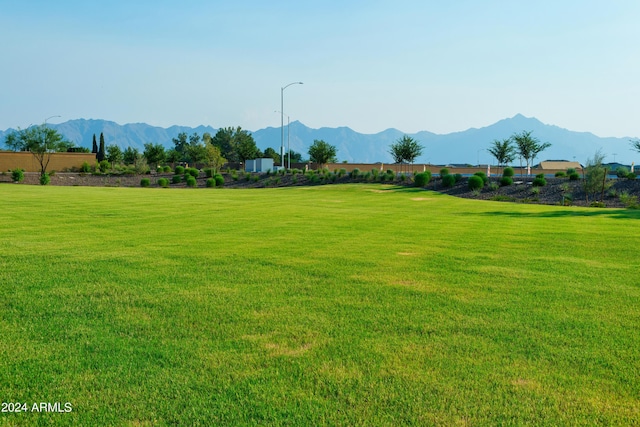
538, 161, 582, 170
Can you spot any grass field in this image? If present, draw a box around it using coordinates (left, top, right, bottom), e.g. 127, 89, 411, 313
1, 184, 639, 426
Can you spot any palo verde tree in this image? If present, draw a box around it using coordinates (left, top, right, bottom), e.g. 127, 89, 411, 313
487, 138, 516, 174
308, 139, 337, 166
389, 135, 424, 173
511, 130, 551, 177
4, 124, 73, 178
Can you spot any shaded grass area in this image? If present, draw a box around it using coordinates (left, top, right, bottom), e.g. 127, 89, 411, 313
1, 184, 639, 425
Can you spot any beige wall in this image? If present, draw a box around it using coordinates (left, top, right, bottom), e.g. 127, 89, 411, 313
0, 151, 97, 172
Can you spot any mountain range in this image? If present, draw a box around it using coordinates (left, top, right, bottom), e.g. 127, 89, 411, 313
1, 115, 637, 165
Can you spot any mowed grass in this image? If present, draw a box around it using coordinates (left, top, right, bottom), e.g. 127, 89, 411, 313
1, 184, 639, 426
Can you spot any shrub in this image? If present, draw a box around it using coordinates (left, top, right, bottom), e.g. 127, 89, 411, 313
350, 168, 360, 179
442, 174, 456, 188
454, 173, 463, 183
474, 171, 488, 185
627, 172, 637, 180
363, 172, 371, 181
39, 173, 51, 185
99, 160, 111, 173
172, 175, 182, 184
187, 167, 199, 178
500, 176, 513, 186
292, 176, 298, 184
489, 182, 499, 191
214, 174, 224, 187
414, 172, 430, 187
531, 186, 540, 195
204, 168, 214, 178
140, 178, 150, 187
616, 167, 630, 178
206, 178, 215, 188
535, 173, 545, 179
567, 168, 576, 175
440, 168, 450, 176
569, 172, 580, 180
503, 167, 514, 177
338, 168, 347, 177
619, 191, 639, 209
468, 175, 484, 190
590, 201, 606, 208
309, 174, 320, 184
11, 168, 24, 182
399, 173, 406, 182
156, 166, 163, 173
174, 165, 185, 174
157, 178, 169, 188
555, 171, 566, 178
251, 175, 259, 182
532, 177, 546, 187
81, 161, 91, 173
163, 165, 172, 173
186, 176, 197, 187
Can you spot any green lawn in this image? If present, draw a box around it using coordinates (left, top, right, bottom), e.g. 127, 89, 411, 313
1, 184, 639, 426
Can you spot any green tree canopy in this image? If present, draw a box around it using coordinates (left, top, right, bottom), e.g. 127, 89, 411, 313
512, 130, 551, 175
143, 143, 166, 169
106, 144, 123, 166
631, 139, 640, 154
389, 135, 424, 164
211, 127, 258, 163
123, 147, 139, 165
308, 140, 337, 165
3, 125, 73, 176
263, 147, 281, 164
487, 138, 516, 170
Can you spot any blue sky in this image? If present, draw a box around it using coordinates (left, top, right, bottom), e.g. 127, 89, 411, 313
1, 0, 638, 138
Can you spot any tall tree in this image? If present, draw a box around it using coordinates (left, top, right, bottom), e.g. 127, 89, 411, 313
92, 134, 98, 154
172, 132, 188, 160
211, 127, 257, 163
97, 132, 106, 162
263, 147, 281, 164
3, 125, 72, 177
123, 147, 139, 165
308, 140, 337, 165
487, 138, 516, 173
204, 142, 226, 173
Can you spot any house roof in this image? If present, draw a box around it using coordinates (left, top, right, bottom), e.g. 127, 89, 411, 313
538, 161, 582, 170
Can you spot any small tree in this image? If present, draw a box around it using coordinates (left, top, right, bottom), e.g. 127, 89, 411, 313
512, 130, 551, 178
3, 125, 72, 177
204, 142, 226, 173
389, 135, 424, 173
123, 147, 139, 165
582, 150, 612, 204
106, 144, 123, 167
308, 140, 337, 166
143, 142, 166, 170
487, 138, 515, 174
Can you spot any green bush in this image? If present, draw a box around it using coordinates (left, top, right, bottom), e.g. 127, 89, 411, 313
99, 160, 110, 173
174, 165, 185, 174
338, 168, 347, 177
414, 172, 430, 187
567, 168, 576, 175
11, 168, 24, 182
619, 191, 639, 209
140, 178, 150, 187
569, 172, 580, 180
206, 178, 215, 188
204, 168, 214, 178
555, 171, 566, 178
627, 172, 637, 180
350, 168, 360, 179
500, 176, 513, 186
186, 176, 197, 187
468, 175, 484, 190
503, 167, 515, 177
81, 161, 91, 173
157, 178, 169, 188
532, 177, 547, 187
442, 174, 456, 188
454, 173, 463, 183
440, 168, 450, 176
474, 171, 488, 185
156, 166, 163, 173
163, 165, 172, 173
214, 174, 224, 187
489, 182, 499, 191
536, 173, 545, 179
309, 174, 320, 184
172, 175, 182, 184
187, 168, 199, 178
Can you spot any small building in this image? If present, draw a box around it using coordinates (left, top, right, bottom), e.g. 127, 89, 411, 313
538, 160, 583, 170
245, 158, 274, 173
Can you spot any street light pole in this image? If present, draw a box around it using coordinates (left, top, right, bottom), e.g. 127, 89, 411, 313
281, 82, 302, 169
